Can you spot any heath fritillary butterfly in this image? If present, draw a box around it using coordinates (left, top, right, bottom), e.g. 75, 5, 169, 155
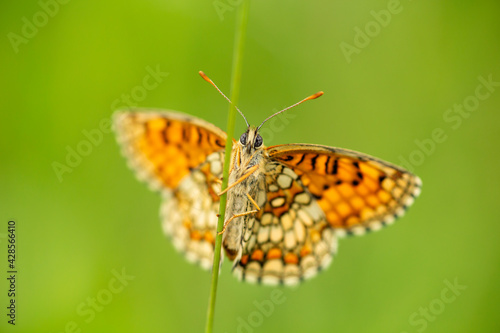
113, 72, 421, 286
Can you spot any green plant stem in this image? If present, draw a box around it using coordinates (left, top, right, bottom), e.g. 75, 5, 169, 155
205, 1, 250, 333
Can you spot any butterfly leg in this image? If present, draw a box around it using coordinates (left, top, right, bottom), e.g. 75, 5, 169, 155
212, 177, 222, 184
218, 209, 259, 235
218, 165, 259, 196
236, 146, 241, 168
228, 146, 241, 175
218, 193, 261, 235
246, 193, 261, 210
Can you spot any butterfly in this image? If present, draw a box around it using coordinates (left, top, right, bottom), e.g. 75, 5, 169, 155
113, 72, 421, 286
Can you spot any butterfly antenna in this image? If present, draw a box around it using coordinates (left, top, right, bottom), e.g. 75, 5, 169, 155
199, 71, 250, 128
257, 91, 324, 131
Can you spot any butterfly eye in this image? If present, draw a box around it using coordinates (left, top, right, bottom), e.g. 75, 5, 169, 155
240, 132, 248, 145
254, 134, 263, 148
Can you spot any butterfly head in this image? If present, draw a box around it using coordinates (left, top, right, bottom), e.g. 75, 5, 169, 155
239, 126, 264, 154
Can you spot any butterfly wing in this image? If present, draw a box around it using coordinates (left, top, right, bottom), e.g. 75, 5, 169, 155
266, 144, 422, 236
232, 161, 338, 285
113, 110, 226, 191
231, 143, 421, 285
113, 110, 226, 269
160, 152, 224, 269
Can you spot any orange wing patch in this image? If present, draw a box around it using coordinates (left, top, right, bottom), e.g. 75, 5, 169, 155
267, 144, 422, 236
114, 111, 226, 191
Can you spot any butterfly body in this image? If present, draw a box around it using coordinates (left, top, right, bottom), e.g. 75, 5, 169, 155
222, 127, 266, 261
114, 109, 421, 286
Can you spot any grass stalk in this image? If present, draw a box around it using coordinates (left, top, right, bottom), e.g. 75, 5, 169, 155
205, 1, 250, 332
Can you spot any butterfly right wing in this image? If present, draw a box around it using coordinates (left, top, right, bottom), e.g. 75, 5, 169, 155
232, 161, 337, 286
267, 144, 422, 236
113, 110, 226, 269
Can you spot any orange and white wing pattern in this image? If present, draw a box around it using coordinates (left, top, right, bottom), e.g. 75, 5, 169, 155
232, 161, 337, 286
113, 110, 226, 269
267, 144, 422, 237
113, 110, 226, 191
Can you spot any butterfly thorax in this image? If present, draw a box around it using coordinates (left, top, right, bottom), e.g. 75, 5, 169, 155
222, 127, 267, 260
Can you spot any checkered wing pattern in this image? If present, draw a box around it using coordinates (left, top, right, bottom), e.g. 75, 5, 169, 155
267, 144, 422, 237
232, 161, 337, 285
113, 110, 226, 268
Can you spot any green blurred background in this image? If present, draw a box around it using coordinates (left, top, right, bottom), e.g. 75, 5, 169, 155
1, 0, 499, 332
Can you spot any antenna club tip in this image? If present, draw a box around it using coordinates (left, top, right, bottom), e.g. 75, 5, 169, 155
199, 71, 211, 83
305, 91, 324, 101
314, 91, 324, 98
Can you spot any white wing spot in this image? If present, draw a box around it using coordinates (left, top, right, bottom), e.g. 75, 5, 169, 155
294, 192, 311, 205
277, 174, 293, 189
271, 197, 286, 208
258, 226, 270, 244
270, 224, 284, 243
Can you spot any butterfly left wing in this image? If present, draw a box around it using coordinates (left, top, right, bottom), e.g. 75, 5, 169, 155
113, 110, 226, 269
113, 110, 227, 191
160, 151, 224, 269
266, 144, 422, 237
